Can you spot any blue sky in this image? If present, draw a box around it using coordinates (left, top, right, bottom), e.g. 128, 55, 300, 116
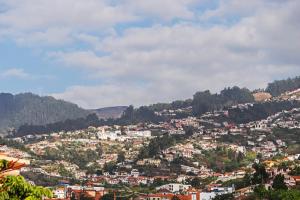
0, 0, 299, 108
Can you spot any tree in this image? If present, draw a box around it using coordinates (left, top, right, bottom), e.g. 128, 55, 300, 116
152, 178, 164, 187
253, 184, 268, 200
190, 177, 201, 188
104, 162, 117, 174
101, 193, 114, 200
272, 174, 287, 190
252, 163, 269, 184
278, 189, 300, 200
236, 151, 244, 163
117, 152, 126, 163
289, 165, 300, 176
266, 76, 300, 96
96, 144, 103, 157
184, 126, 194, 137
0, 159, 52, 200
212, 193, 234, 200
0, 176, 53, 200
96, 169, 103, 176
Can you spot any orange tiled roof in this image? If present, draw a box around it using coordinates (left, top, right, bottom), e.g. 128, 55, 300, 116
292, 176, 300, 181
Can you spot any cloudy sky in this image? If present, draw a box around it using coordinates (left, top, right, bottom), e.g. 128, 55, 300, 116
0, 0, 299, 108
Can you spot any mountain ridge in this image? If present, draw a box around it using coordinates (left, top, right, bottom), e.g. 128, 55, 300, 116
0, 92, 90, 133
1, 75, 300, 135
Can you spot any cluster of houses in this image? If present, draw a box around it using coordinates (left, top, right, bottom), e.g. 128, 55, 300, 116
1, 95, 299, 200
50, 182, 235, 200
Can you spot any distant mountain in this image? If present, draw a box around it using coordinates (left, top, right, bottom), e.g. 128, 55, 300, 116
0, 93, 90, 133
91, 106, 127, 119
5, 75, 300, 136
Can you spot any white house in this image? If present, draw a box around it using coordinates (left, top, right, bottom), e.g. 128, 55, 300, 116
156, 183, 191, 193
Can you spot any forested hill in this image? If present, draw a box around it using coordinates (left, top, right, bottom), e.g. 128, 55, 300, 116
0, 93, 90, 132
266, 76, 300, 96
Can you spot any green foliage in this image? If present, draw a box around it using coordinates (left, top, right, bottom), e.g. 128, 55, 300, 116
252, 163, 269, 184
190, 177, 201, 188
43, 146, 99, 170
104, 162, 117, 174
0, 92, 89, 132
86, 163, 102, 175
212, 193, 234, 200
222, 173, 252, 190
253, 184, 268, 200
101, 193, 115, 200
17, 113, 99, 136
289, 165, 300, 176
192, 87, 254, 116
272, 174, 287, 190
151, 178, 170, 187
0, 175, 52, 200
274, 189, 300, 200
184, 126, 194, 137
266, 76, 300, 96
58, 164, 74, 178
271, 128, 300, 146
198, 147, 246, 172
117, 152, 126, 163
253, 186, 300, 200
0, 138, 33, 155
0, 159, 9, 171
119, 105, 163, 124
21, 171, 60, 187
148, 99, 193, 112
138, 134, 177, 158
228, 100, 300, 124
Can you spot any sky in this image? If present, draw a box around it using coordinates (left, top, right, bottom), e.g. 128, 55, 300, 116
0, 0, 299, 109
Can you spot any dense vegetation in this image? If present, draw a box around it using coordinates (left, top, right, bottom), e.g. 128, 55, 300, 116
16, 113, 101, 136
0, 159, 52, 199
119, 86, 254, 124
194, 147, 255, 173
42, 144, 102, 171
137, 134, 179, 159
148, 99, 193, 111
16, 106, 163, 136
0, 93, 89, 132
118, 105, 163, 124
8, 76, 300, 136
266, 76, 300, 96
192, 87, 254, 116
228, 100, 300, 124
268, 128, 300, 146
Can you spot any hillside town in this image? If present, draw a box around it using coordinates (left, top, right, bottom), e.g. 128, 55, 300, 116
0, 90, 299, 200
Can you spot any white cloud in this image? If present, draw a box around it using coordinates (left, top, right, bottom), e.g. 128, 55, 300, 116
0, 0, 135, 30
1, 0, 300, 108
121, 0, 198, 21
50, 0, 300, 108
201, 0, 270, 21
0, 68, 31, 79
0, 68, 55, 81
0, 0, 136, 45
0, 0, 202, 46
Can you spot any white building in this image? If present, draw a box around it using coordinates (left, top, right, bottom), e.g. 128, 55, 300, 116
53, 187, 66, 199
126, 130, 151, 137
156, 183, 191, 193
200, 186, 234, 200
